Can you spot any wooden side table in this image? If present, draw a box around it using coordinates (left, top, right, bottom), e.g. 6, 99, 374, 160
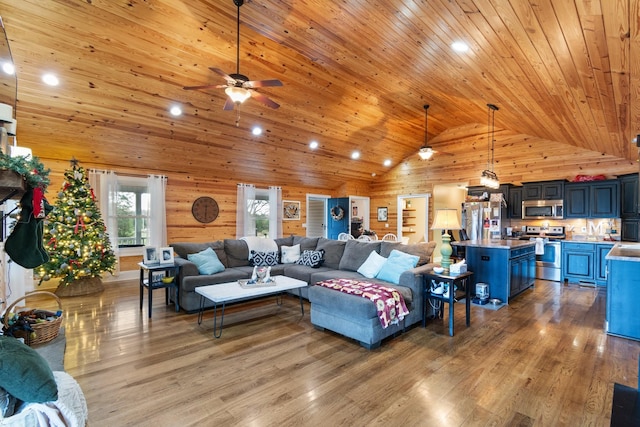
139, 262, 180, 318
422, 270, 473, 336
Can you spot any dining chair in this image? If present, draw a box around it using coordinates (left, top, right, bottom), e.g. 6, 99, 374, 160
338, 232, 354, 241
357, 235, 372, 241
381, 233, 398, 241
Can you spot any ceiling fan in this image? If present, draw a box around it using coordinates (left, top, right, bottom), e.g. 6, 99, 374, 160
418, 104, 453, 159
183, 0, 283, 117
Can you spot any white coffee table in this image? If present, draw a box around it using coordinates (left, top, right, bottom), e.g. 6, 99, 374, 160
195, 275, 307, 338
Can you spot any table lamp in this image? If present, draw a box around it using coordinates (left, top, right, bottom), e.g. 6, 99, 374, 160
431, 208, 462, 274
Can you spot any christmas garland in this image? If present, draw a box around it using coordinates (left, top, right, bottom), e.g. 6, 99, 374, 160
330, 205, 345, 221
0, 152, 50, 190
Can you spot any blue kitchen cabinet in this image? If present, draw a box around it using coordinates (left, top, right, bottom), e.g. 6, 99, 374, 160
461, 244, 535, 303
606, 257, 640, 341
596, 243, 614, 286
508, 186, 523, 219
564, 183, 590, 218
562, 242, 614, 286
562, 242, 595, 283
622, 219, 640, 242
523, 180, 565, 200
620, 173, 639, 218
564, 180, 619, 219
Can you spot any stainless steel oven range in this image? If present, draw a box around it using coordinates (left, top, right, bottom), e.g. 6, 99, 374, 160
520, 225, 565, 281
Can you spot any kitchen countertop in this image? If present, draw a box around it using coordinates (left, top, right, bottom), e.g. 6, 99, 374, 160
605, 243, 640, 262
452, 239, 535, 250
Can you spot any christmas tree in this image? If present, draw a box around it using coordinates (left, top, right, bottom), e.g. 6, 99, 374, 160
37, 160, 117, 288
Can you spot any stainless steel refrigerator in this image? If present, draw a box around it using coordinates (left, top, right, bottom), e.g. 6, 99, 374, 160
461, 200, 502, 241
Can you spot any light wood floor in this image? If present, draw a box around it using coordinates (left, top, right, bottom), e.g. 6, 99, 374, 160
27, 279, 640, 426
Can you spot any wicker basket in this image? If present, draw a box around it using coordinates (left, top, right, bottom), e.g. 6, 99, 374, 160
2, 291, 63, 346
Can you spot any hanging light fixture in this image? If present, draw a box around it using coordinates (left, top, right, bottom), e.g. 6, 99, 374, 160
480, 103, 500, 189
418, 104, 434, 160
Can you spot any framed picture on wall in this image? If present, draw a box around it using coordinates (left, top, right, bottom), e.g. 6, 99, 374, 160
377, 207, 388, 222
283, 200, 301, 220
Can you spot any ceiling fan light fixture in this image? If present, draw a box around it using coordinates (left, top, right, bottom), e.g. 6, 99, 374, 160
418, 146, 434, 160
225, 86, 251, 104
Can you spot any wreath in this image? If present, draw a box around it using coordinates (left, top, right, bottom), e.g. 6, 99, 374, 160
330, 205, 344, 221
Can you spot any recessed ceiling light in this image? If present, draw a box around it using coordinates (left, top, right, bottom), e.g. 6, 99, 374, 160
42, 73, 59, 86
309, 140, 319, 149
252, 126, 262, 136
2, 62, 14, 75
351, 151, 360, 160
451, 41, 469, 52
169, 105, 182, 116
383, 159, 392, 167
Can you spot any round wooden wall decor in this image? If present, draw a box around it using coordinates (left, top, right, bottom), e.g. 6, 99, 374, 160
191, 196, 219, 223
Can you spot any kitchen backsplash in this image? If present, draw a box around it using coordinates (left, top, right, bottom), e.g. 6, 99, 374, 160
508, 218, 621, 240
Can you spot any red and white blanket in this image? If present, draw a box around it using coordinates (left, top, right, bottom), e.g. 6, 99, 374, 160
316, 278, 409, 329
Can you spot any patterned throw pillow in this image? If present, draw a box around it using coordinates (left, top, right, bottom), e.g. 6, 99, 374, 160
295, 249, 325, 268
251, 250, 280, 266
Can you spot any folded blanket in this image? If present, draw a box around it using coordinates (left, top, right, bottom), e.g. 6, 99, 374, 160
240, 236, 278, 260
2, 371, 88, 427
316, 279, 409, 329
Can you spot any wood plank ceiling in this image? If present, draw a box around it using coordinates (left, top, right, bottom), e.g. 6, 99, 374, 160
0, 0, 638, 189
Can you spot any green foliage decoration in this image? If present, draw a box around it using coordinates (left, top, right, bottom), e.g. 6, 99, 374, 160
0, 152, 50, 190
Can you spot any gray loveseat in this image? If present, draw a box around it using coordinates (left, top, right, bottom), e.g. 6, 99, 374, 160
170, 236, 436, 348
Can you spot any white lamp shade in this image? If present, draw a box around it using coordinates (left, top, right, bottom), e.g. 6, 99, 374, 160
0, 103, 12, 123
225, 86, 251, 104
431, 208, 461, 230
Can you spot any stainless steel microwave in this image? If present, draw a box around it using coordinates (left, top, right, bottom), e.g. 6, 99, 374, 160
522, 199, 564, 219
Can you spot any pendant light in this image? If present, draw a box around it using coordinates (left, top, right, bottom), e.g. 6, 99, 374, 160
418, 104, 434, 160
480, 103, 500, 189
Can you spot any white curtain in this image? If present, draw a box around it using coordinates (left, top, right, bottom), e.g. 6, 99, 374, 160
269, 186, 283, 238
236, 183, 255, 238
88, 169, 120, 276
147, 175, 167, 247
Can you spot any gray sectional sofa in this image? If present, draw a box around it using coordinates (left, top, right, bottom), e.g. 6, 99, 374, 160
170, 236, 437, 348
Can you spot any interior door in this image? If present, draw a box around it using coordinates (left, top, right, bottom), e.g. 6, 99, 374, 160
306, 197, 327, 237
327, 197, 349, 239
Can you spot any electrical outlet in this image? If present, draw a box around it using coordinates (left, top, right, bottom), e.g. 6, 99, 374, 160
581, 227, 587, 232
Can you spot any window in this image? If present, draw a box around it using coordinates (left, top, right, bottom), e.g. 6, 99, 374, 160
237, 185, 282, 238
115, 177, 150, 247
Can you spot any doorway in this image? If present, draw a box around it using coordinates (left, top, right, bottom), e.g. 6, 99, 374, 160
306, 194, 330, 238
397, 194, 430, 244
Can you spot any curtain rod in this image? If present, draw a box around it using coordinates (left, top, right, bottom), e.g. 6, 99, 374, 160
88, 168, 166, 179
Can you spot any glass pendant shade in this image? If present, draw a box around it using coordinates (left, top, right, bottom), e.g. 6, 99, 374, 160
418, 147, 434, 160
225, 86, 251, 104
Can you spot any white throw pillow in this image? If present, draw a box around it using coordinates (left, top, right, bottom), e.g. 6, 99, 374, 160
281, 244, 301, 264
357, 251, 387, 279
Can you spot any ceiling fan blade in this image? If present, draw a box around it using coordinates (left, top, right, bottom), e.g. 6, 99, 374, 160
209, 67, 237, 85
183, 84, 222, 90
244, 79, 283, 88
250, 91, 280, 109
222, 98, 235, 111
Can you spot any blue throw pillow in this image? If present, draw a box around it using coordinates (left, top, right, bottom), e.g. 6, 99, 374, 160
0, 336, 58, 403
187, 247, 226, 275
376, 249, 420, 284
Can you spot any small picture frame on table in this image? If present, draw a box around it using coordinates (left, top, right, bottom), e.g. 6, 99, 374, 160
159, 247, 174, 265
143, 246, 159, 265
377, 207, 388, 222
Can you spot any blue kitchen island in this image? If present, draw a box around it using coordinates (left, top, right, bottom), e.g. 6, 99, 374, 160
605, 244, 640, 341
452, 239, 536, 304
